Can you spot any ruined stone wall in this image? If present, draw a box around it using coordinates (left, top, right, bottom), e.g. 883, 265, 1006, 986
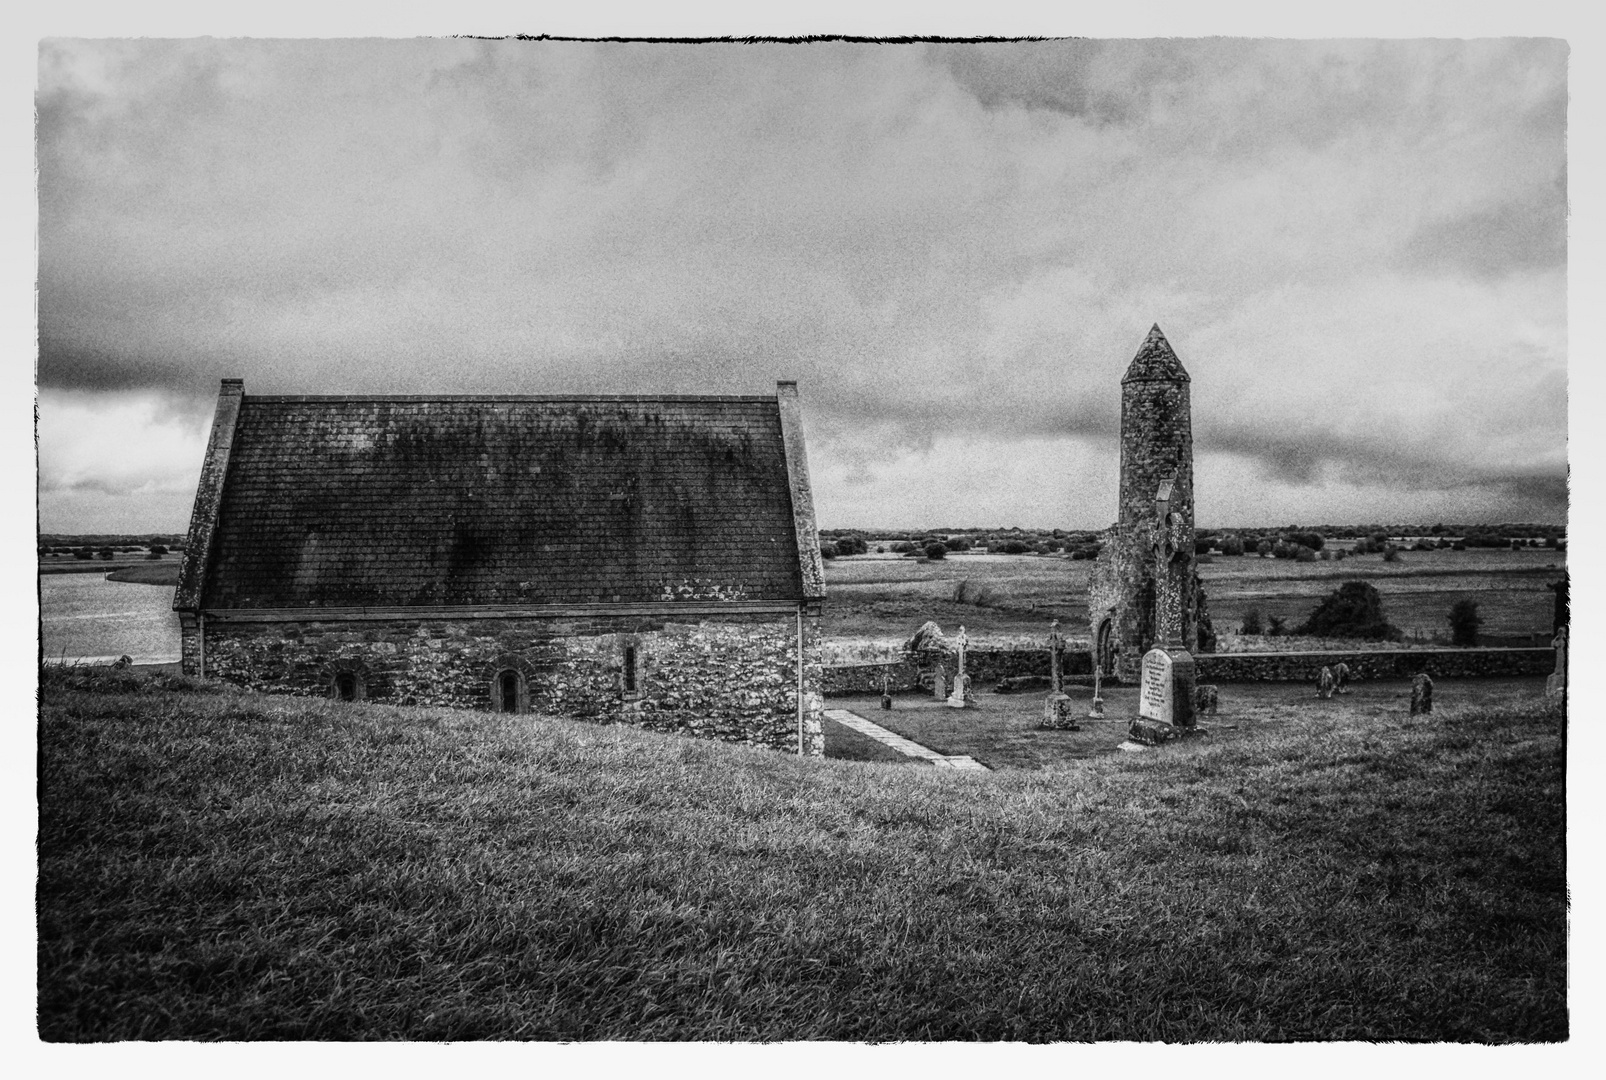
1087, 523, 1152, 682
188, 611, 824, 755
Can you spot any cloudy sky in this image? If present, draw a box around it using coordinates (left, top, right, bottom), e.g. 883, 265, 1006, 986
35, 35, 1568, 533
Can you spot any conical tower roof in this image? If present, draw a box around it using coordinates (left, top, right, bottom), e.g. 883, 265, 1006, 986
1121, 324, 1190, 384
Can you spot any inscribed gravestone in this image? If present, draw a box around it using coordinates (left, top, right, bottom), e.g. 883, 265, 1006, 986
932, 664, 947, 701
1138, 648, 1173, 723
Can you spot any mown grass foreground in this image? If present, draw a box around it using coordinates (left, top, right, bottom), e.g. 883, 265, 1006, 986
39, 668, 1566, 1041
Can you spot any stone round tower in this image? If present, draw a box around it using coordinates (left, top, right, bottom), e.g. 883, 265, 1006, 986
1088, 324, 1200, 682
1119, 324, 1193, 537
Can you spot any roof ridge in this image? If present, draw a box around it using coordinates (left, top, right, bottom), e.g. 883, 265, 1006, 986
245, 393, 780, 403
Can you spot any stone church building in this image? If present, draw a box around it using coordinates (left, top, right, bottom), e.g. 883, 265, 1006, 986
174, 379, 827, 755
1088, 325, 1213, 682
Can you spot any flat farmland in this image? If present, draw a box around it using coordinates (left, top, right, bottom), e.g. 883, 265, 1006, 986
821, 546, 1565, 648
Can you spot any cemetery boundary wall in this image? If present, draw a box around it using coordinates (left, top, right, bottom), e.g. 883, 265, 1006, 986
823, 646, 1553, 695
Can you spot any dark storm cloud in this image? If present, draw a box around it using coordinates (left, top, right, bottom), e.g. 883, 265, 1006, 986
35, 38, 1569, 529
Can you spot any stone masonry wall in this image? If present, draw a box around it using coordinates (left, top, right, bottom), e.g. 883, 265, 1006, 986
192, 611, 824, 755
823, 646, 1552, 694
1195, 647, 1554, 683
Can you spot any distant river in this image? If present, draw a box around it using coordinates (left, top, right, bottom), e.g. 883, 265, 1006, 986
39, 574, 182, 665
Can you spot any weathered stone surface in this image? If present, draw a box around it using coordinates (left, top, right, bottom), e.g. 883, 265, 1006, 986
946, 672, 973, 709
1128, 716, 1179, 746
1089, 325, 1201, 682
1040, 692, 1079, 730
197, 611, 825, 755
1410, 673, 1434, 716
1546, 627, 1566, 698
1334, 662, 1351, 694
1139, 648, 1173, 722
1196, 648, 1550, 682
994, 675, 1053, 695
1316, 666, 1336, 699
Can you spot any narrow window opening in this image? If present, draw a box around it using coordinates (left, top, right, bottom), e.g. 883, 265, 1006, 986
334, 671, 359, 702
499, 669, 521, 713
623, 645, 638, 693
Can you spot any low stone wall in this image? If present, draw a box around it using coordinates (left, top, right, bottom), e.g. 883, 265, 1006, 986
822, 645, 1554, 694
821, 659, 920, 695
1195, 647, 1554, 683
189, 611, 825, 756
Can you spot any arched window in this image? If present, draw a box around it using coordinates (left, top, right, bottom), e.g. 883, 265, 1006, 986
491, 668, 526, 713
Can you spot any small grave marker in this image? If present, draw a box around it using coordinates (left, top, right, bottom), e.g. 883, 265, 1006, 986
1316, 666, 1336, 699
1410, 673, 1434, 715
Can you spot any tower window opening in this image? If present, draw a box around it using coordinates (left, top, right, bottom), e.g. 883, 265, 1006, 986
623, 644, 638, 693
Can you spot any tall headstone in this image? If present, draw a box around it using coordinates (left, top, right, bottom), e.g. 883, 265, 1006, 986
947, 625, 973, 708
932, 663, 948, 701
1138, 648, 1175, 723
1334, 663, 1351, 694
1547, 626, 1567, 698
1048, 620, 1064, 693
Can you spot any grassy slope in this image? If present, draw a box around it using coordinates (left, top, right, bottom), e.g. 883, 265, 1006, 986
38, 669, 1565, 1042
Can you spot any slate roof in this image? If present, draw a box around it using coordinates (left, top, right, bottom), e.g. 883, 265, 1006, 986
182, 392, 816, 610
1121, 324, 1191, 384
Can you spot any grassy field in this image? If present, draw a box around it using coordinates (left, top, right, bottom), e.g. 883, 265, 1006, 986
39, 666, 1565, 1041
829, 678, 1549, 771
39, 553, 183, 581
822, 547, 1565, 648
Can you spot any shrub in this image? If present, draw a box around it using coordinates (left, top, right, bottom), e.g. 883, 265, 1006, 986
924, 542, 948, 561
1267, 615, 1286, 636
1545, 536, 1558, 549
1319, 549, 1332, 561
1220, 535, 1244, 556
1448, 599, 1481, 646
891, 542, 914, 554
1000, 540, 1029, 555
819, 542, 837, 560
1382, 545, 1401, 563
946, 536, 972, 552
97, 548, 114, 561
1294, 545, 1316, 563
1334, 548, 1346, 561
148, 543, 169, 556
1255, 539, 1273, 558
1452, 540, 1466, 551
1296, 581, 1401, 641
875, 546, 885, 554
74, 548, 92, 560
1240, 608, 1264, 635
1194, 536, 1214, 555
